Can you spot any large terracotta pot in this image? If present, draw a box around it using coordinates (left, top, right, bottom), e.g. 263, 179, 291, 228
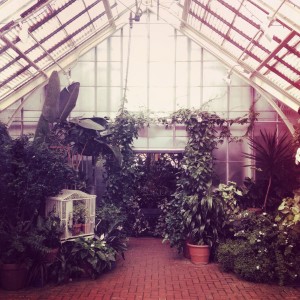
187, 243, 210, 264
0, 263, 27, 290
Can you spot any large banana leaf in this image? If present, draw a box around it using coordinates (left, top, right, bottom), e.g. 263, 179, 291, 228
69, 118, 105, 131
42, 71, 60, 123
58, 82, 80, 122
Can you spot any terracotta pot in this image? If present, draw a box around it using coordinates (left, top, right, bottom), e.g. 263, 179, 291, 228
0, 263, 27, 290
81, 223, 91, 234
187, 243, 210, 265
72, 223, 82, 235
183, 241, 191, 259
44, 248, 59, 263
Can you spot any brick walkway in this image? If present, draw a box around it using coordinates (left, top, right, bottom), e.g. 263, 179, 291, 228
1, 237, 300, 300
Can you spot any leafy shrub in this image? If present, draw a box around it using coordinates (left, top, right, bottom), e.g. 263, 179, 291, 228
49, 236, 118, 283
217, 211, 300, 285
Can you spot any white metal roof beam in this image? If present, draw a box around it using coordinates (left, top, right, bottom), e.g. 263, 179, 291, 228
147, 4, 300, 113
0, 5, 134, 112
255, 0, 300, 33
181, 0, 192, 26
103, 0, 116, 28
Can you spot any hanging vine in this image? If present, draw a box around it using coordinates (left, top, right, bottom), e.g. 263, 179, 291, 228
102, 110, 148, 235
162, 108, 251, 253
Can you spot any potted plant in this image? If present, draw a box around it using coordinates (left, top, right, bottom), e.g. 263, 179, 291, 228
163, 111, 236, 263
36, 211, 64, 262
72, 201, 89, 235
0, 123, 77, 289
0, 221, 30, 290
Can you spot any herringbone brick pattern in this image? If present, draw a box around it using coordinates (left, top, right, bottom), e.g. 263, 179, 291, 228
1, 237, 300, 299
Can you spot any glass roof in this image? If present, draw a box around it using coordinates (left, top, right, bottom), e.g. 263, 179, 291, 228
0, 0, 300, 112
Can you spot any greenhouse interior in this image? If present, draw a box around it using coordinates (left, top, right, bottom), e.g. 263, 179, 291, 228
0, 0, 300, 298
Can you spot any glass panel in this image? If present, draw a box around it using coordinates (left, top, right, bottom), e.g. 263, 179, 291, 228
176, 36, 188, 61
203, 62, 227, 86
126, 88, 147, 111
190, 62, 201, 86
73, 87, 95, 112
96, 87, 108, 112
150, 37, 175, 62
229, 162, 246, 186
229, 87, 251, 112
202, 87, 228, 112
72, 62, 95, 86
149, 87, 173, 112
150, 62, 174, 86
176, 62, 188, 87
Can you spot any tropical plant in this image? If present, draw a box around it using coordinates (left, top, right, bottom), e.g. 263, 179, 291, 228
164, 110, 238, 253
35, 211, 64, 248
243, 130, 297, 212
0, 134, 77, 226
217, 212, 300, 285
275, 196, 300, 231
94, 220, 128, 259
72, 201, 88, 225
102, 110, 148, 236
49, 235, 118, 283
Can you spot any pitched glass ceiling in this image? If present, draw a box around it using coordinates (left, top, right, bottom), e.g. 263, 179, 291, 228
0, 0, 300, 112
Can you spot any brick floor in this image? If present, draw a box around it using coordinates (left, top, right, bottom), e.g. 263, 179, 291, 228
1, 237, 300, 300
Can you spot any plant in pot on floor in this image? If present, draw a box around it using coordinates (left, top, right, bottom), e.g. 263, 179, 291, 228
164, 111, 233, 263
36, 210, 65, 263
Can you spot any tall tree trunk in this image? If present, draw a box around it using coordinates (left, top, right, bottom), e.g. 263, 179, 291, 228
263, 176, 272, 211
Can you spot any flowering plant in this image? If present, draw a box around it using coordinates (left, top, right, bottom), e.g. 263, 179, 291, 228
217, 211, 300, 285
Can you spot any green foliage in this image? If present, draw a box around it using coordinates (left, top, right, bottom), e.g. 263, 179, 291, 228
58, 82, 80, 122
36, 211, 64, 248
103, 110, 148, 236
164, 109, 249, 252
72, 201, 89, 224
243, 130, 297, 211
217, 212, 300, 285
0, 134, 77, 225
52, 117, 122, 164
214, 181, 243, 217
275, 195, 300, 231
49, 234, 121, 283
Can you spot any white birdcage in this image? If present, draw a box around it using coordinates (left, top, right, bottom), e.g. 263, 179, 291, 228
46, 189, 96, 240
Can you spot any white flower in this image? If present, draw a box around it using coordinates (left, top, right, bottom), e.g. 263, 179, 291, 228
256, 239, 261, 242
295, 274, 298, 278
273, 224, 277, 227
256, 265, 260, 270
91, 243, 95, 248
264, 248, 268, 253
289, 245, 294, 248
262, 212, 267, 216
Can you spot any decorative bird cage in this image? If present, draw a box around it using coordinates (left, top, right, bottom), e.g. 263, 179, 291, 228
46, 189, 96, 240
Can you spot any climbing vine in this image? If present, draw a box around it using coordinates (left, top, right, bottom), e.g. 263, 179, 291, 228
162, 109, 251, 252
103, 108, 252, 238
102, 110, 148, 235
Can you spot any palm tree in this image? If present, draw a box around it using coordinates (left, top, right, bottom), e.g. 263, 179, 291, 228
243, 130, 296, 211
